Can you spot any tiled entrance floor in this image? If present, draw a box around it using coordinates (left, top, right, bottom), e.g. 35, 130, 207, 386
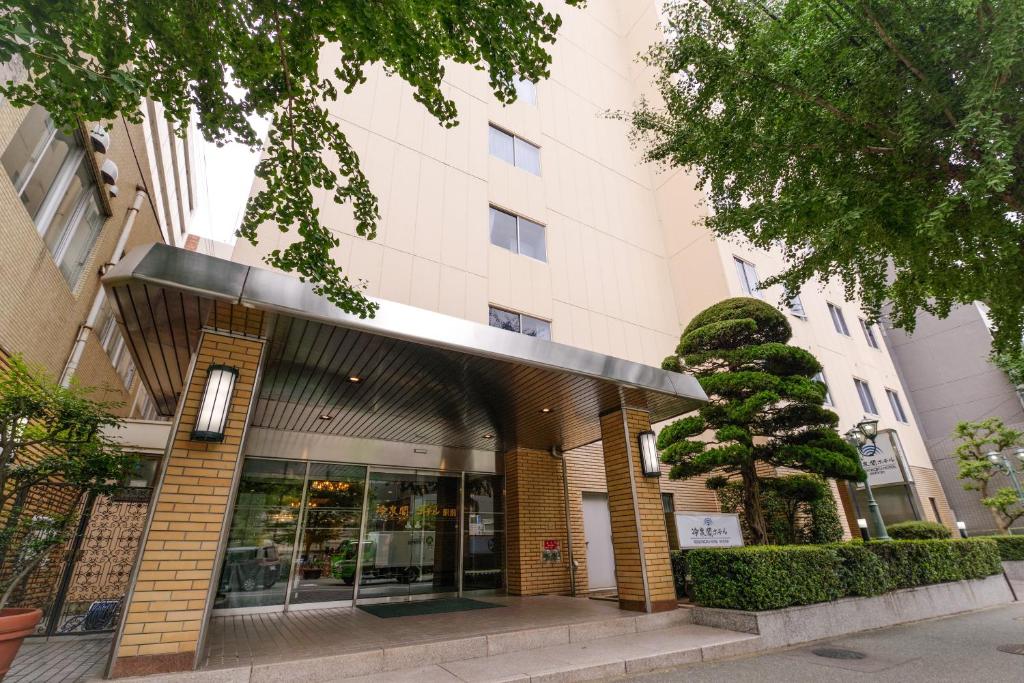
204, 595, 672, 669
7, 634, 111, 683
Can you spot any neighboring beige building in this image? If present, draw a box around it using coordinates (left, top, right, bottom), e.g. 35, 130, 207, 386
232, 0, 955, 561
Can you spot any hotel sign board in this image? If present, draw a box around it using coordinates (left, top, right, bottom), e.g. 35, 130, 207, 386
675, 513, 744, 548
855, 430, 912, 489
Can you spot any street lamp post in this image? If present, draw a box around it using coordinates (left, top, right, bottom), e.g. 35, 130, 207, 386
986, 448, 1024, 503
846, 418, 891, 541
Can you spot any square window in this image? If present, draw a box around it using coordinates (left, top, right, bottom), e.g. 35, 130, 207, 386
828, 303, 851, 336
860, 319, 880, 349
488, 125, 515, 165
488, 124, 540, 175
489, 207, 519, 254
488, 306, 521, 333
854, 378, 878, 415
513, 78, 537, 105
517, 217, 546, 262
886, 389, 909, 422
733, 257, 762, 298
813, 371, 834, 407
513, 137, 541, 175
521, 314, 551, 340
786, 290, 807, 319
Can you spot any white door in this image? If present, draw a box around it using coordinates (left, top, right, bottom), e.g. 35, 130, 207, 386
582, 492, 616, 591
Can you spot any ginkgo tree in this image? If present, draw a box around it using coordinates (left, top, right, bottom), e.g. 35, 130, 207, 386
0, 0, 583, 317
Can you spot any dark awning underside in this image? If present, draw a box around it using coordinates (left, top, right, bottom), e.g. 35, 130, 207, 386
103, 244, 706, 452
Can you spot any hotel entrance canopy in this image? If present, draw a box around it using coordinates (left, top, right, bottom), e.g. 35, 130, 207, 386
102, 244, 706, 452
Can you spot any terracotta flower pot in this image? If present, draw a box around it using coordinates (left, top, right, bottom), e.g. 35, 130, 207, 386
0, 608, 42, 680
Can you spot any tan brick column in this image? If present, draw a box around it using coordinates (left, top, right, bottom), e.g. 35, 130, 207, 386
505, 448, 571, 596
599, 406, 676, 612
110, 331, 264, 677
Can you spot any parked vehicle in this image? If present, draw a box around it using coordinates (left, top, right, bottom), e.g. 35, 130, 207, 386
220, 544, 282, 592
331, 531, 435, 584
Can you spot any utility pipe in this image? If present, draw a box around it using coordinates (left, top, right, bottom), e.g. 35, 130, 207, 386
60, 186, 147, 387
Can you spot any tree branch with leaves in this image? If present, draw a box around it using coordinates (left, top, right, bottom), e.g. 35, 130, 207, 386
953, 417, 1024, 534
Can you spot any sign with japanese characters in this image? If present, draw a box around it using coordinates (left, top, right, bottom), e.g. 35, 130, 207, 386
855, 430, 911, 488
675, 513, 744, 548
542, 539, 562, 562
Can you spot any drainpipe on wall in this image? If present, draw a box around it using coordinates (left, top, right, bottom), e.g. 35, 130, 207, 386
551, 445, 577, 597
59, 186, 147, 388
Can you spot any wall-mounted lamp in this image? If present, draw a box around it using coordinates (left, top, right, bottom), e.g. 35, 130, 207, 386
637, 430, 660, 478
955, 520, 968, 539
191, 365, 239, 442
856, 517, 870, 542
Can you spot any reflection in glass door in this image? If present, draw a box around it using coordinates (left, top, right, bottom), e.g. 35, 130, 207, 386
289, 463, 366, 606
357, 470, 461, 602
215, 459, 305, 609
463, 473, 504, 591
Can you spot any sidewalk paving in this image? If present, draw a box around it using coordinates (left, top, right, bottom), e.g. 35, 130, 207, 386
7, 634, 111, 683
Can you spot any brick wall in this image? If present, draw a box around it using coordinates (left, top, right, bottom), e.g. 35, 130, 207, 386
505, 448, 571, 596
911, 466, 958, 530
111, 329, 264, 677
599, 407, 676, 612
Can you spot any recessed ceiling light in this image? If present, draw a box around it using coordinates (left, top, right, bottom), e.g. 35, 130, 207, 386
540, 407, 552, 414
483, 434, 494, 439
318, 413, 334, 420
348, 376, 361, 383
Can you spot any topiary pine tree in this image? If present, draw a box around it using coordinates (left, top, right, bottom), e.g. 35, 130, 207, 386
659, 298, 865, 544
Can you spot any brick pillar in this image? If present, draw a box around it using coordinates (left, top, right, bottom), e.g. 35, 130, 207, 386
599, 406, 676, 612
505, 448, 571, 596
110, 330, 264, 677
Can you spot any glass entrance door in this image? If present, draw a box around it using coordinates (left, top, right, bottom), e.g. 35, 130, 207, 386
357, 470, 461, 602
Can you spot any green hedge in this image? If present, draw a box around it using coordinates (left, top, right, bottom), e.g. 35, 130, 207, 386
976, 535, 1024, 561
687, 545, 844, 611
886, 520, 951, 540
685, 538, 1001, 611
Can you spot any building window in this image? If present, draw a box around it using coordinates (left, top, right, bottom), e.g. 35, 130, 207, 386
813, 371, 834, 407
97, 301, 137, 390
828, 303, 851, 336
854, 378, 879, 415
860, 319, 880, 349
733, 257, 762, 298
513, 77, 537, 105
488, 306, 550, 340
662, 492, 679, 550
886, 388, 909, 423
488, 124, 540, 175
785, 289, 806, 319
489, 206, 546, 262
1, 105, 105, 287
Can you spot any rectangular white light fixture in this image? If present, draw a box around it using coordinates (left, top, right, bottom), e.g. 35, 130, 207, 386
857, 518, 869, 530
637, 430, 660, 478
191, 365, 239, 442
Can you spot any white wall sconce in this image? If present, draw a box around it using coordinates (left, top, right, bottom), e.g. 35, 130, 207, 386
637, 430, 660, 478
956, 520, 968, 539
191, 365, 238, 442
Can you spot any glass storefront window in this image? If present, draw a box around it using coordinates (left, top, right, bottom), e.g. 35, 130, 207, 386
215, 459, 305, 609
463, 473, 504, 591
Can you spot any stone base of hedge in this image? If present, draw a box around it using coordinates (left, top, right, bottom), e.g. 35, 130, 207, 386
692, 574, 1013, 649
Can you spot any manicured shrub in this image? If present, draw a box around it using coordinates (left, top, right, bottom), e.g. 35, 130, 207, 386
669, 550, 687, 598
865, 539, 1001, 589
831, 543, 892, 597
687, 545, 844, 611
886, 520, 952, 540
977, 535, 1024, 561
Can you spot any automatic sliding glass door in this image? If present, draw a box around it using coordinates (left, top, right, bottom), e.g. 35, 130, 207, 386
357, 470, 461, 602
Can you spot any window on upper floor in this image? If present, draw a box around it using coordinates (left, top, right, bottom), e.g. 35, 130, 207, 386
488, 306, 551, 340
488, 124, 541, 175
733, 257, 762, 299
853, 377, 879, 415
1, 105, 106, 288
96, 301, 137, 390
513, 77, 537, 106
886, 388, 909, 423
489, 206, 546, 262
828, 303, 851, 336
785, 289, 807, 319
860, 318, 880, 349
813, 371, 834, 407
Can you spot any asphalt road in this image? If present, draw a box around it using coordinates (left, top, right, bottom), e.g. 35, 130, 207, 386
617, 602, 1024, 682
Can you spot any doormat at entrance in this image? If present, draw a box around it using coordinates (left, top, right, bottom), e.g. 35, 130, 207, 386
358, 597, 501, 618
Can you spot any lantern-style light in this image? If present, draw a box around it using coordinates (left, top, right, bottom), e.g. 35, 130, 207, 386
856, 417, 879, 440
637, 430, 660, 478
191, 365, 238, 442
987, 451, 1001, 465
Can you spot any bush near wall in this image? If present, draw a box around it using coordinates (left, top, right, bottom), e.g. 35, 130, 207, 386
975, 535, 1024, 562
886, 520, 951, 540
683, 538, 1001, 611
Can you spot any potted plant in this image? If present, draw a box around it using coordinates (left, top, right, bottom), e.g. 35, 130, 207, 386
0, 355, 134, 678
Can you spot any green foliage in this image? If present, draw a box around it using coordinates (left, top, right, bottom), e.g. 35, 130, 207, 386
687, 539, 1002, 610
992, 351, 1024, 388
832, 543, 892, 597
660, 298, 864, 543
0, 355, 135, 607
953, 418, 1024, 533
887, 520, 951, 540
978, 535, 1024, 561
708, 474, 842, 545
669, 550, 688, 599
808, 490, 845, 544
0, 1, 583, 318
865, 539, 1002, 589
625, 0, 1024, 353
687, 545, 844, 610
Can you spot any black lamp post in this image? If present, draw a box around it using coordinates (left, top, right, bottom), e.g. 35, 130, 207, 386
846, 418, 891, 541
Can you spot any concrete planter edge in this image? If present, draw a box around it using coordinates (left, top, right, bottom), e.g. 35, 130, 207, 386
692, 573, 1015, 648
